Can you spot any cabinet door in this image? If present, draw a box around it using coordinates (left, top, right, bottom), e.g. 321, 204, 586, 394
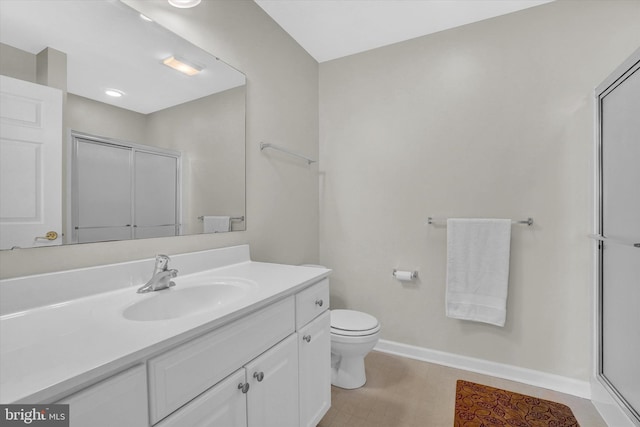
57, 365, 148, 427
156, 369, 247, 427
246, 334, 299, 427
134, 150, 178, 239
298, 311, 331, 427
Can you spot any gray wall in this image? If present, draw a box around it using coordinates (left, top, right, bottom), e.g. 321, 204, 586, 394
0, 42, 36, 83
146, 87, 246, 234
319, 0, 640, 381
0, 0, 319, 277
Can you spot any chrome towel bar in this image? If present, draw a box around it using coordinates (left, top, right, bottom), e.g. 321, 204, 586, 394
260, 142, 316, 165
197, 216, 244, 222
427, 217, 534, 226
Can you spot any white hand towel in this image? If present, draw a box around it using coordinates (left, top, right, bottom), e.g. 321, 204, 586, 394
203, 216, 231, 233
446, 218, 511, 327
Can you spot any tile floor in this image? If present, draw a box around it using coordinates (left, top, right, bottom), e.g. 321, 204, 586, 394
318, 351, 607, 427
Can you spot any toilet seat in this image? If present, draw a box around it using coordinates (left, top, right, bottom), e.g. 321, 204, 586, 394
331, 309, 380, 337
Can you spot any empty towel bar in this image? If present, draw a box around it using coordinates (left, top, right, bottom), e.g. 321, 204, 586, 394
260, 142, 316, 165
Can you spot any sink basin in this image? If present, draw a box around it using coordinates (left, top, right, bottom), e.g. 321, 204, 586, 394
123, 279, 255, 321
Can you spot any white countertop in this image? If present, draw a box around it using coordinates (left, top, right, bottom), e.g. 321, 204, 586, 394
0, 256, 330, 403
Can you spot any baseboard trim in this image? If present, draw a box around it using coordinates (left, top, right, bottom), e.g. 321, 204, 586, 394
590, 378, 638, 426
374, 339, 591, 399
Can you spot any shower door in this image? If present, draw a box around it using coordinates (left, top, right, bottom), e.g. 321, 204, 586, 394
71, 133, 181, 243
596, 48, 640, 425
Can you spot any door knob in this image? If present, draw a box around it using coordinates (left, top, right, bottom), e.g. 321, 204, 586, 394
303, 334, 312, 343
35, 231, 58, 241
253, 371, 264, 382
238, 382, 250, 393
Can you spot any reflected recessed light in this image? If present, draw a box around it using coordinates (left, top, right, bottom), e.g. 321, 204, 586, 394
162, 56, 202, 76
167, 0, 201, 8
105, 89, 124, 97
139, 13, 153, 22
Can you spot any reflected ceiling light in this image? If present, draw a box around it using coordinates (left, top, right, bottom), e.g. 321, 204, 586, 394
168, 0, 201, 8
105, 89, 124, 97
162, 56, 202, 76
139, 13, 153, 22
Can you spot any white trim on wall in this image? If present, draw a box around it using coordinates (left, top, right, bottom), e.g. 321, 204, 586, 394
374, 339, 591, 399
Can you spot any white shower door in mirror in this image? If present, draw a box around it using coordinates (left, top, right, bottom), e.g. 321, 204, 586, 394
71, 134, 180, 244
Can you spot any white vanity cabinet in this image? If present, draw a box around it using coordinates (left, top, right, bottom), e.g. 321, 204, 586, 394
151, 279, 331, 427
296, 279, 332, 427
32, 273, 331, 427
157, 334, 299, 427
0, 246, 333, 427
56, 365, 148, 427
148, 297, 295, 424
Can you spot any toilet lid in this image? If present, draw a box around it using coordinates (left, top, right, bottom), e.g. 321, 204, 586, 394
331, 309, 380, 335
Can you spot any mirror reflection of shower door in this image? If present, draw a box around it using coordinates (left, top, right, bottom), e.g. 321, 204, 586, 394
71, 134, 180, 243
598, 53, 640, 424
75, 139, 133, 243
134, 151, 179, 239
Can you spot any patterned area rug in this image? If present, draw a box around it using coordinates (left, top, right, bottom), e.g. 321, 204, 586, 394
454, 380, 580, 426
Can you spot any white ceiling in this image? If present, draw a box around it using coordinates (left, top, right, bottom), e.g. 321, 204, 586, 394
254, 0, 554, 63
0, 1, 245, 114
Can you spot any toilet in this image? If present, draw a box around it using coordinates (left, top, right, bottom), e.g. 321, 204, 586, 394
300, 264, 381, 390
330, 309, 381, 389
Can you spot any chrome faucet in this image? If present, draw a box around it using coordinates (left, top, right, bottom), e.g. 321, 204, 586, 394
137, 254, 178, 293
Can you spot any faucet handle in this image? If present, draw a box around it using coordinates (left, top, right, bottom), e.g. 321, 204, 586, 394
154, 254, 171, 272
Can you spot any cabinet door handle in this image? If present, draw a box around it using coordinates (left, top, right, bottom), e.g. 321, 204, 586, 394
315, 299, 323, 307
238, 382, 250, 393
253, 371, 265, 382
303, 334, 312, 343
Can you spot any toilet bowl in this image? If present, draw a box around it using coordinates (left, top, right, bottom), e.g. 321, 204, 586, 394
299, 265, 380, 389
330, 309, 380, 389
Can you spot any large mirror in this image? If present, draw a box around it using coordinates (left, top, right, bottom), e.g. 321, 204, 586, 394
0, 0, 246, 250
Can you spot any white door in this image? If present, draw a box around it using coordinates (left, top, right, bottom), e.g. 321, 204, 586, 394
246, 334, 299, 427
0, 75, 62, 249
298, 311, 331, 427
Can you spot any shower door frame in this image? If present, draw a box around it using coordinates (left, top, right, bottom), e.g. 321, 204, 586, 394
594, 47, 640, 427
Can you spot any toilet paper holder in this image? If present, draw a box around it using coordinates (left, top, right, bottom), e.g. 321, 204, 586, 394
392, 269, 418, 280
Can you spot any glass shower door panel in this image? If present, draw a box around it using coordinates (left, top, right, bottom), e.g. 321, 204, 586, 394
76, 140, 132, 243
602, 244, 640, 413
601, 67, 640, 238
600, 62, 640, 420
134, 151, 178, 239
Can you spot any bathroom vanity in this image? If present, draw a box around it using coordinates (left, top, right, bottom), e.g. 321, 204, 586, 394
0, 245, 331, 427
